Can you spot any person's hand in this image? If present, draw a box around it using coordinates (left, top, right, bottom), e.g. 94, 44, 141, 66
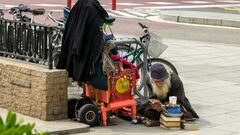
148, 99, 160, 104
149, 100, 165, 112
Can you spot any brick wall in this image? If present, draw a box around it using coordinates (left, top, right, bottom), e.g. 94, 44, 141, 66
0, 57, 68, 121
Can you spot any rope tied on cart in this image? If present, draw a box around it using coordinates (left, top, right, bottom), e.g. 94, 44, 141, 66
102, 40, 115, 75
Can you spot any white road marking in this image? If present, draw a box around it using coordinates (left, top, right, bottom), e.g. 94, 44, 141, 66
135, 4, 240, 9
146, 2, 178, 5
0, 4, 17, 8
107, 12, 117, 17
48, 9, 63, 12
124, 9, 148, 17
100, 4, 107, 7
30, 4, 65, 7
147, 16, 240, 30
215, 0, 240, 3
182, 1, 213, 4
116, 3, 144, 6
110, 10, 138, 18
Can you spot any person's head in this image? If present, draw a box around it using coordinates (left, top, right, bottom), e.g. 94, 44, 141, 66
150, 63, 171, 99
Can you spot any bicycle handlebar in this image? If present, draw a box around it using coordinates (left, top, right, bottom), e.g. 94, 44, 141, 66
47, 12, 65, 26
138, 22, 147, 29
9, 4, 45, 16
30, 8, 45, 15
10, 4, 30, 14
138, 22, 149, 34
138, 22, 150, 43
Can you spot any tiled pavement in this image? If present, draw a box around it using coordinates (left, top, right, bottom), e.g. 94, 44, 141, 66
77, 38, 240, 135
1, 38, 240, 134
162, 38, 240, 134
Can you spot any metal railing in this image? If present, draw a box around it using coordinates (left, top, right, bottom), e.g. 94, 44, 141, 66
0, 18, 56, 69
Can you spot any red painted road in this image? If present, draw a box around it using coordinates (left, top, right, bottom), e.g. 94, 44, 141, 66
111, 18, 176, 36
102, 0, 183, 10
100, 0, 240, 10
0, 0, 181, 33
1, 0, 239, 35
1, 0, 240, 10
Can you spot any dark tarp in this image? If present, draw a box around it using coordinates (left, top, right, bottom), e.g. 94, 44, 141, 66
56, 0, 108, 82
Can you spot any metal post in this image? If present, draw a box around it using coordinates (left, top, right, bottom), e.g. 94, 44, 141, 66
112, 0, 116, 10
67, 0, 72, 8
48, 27, 53, 69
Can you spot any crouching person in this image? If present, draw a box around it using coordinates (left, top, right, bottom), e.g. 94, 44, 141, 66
138, 63, 199, 122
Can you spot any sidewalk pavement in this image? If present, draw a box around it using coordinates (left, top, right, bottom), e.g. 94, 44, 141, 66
160, 38, 240, 135
76, 38, 240, 135
148, 10, 240, 28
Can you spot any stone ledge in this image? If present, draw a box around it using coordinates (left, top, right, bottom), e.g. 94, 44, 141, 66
0, 57, 68, 121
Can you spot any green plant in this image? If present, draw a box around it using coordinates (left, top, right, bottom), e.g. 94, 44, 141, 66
0, 111, 49, 135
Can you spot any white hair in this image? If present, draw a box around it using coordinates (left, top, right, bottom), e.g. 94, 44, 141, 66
151, 75, 171, 100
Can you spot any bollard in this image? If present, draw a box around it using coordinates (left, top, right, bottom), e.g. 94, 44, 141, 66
112, 0, 116, 10
67, 0, 72, 8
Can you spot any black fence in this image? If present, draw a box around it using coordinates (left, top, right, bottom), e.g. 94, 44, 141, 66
0, 18, 57, 69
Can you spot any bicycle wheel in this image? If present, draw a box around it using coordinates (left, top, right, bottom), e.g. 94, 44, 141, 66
51, 28, 63, 67
136, 58, 178, 98
52, 49, 60, 67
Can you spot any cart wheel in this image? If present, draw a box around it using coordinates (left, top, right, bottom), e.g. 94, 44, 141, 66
78, 104, 99, 127
74, 97, 93, 119
68, 98, 78, 119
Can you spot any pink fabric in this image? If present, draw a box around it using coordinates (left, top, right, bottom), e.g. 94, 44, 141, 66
111, 54, 140, 79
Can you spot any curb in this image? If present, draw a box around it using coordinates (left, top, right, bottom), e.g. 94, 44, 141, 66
49, 126, 90, 135
0, 108, 90, 135
158, 10, 240, 28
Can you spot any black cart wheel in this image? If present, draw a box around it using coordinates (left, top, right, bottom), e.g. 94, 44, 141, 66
68, 98, 78, 119
78, 104, 99, 127
74, 97, 93, 119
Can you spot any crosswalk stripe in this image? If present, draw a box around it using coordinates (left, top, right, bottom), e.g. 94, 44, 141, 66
30, 4, 65, 7
147, 12, 160, 16
146, 2, 178, 5
124, 9, 148, 17
116, 3, 144, 6
135, 4, 240, 9
0, 4, 16, 8
216, 0, 240, 3
182, 1, 213, 4
48, 9, 63, 12
109, 10, 138, 18
107, 12, 117, 17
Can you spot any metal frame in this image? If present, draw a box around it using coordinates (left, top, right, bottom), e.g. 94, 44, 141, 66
0, 18, 55, 69
114, 38, 148, 98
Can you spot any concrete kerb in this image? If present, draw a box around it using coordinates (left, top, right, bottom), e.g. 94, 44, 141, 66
0, 102, 90, 134
156, 10, 240, 28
